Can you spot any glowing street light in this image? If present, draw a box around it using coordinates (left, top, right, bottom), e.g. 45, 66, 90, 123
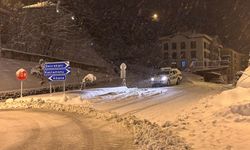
152, 13, 159, 21
23, 1, 55, 9
56, 0, 60, 13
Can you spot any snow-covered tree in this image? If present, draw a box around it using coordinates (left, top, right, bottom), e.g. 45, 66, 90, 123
30, 59, 46, 85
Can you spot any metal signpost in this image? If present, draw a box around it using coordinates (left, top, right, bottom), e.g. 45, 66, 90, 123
44, 61, 71, 96
120, 63, 127, 86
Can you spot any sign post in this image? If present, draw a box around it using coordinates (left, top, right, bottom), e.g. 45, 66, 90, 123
120, 63, 127, 86
44, 61, 71, 97
63, 80, 66, 96
16, 68, 28, 98
21, 80, 23, 97
49, 82, 52, 94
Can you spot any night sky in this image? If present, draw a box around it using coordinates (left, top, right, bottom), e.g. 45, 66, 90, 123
1, 0, 250, 61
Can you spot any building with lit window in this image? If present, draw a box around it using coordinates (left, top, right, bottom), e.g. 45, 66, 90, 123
159, 33, 222, 70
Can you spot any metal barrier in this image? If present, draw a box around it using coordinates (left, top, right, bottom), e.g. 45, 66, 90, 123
192, 60, 229, 71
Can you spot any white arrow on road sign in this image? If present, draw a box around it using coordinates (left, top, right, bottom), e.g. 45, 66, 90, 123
44, 68, 71, 77
48, 75, 66, 81
45, 61, 70, 69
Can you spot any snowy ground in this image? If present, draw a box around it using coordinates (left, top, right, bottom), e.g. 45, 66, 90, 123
19, 70, 250, 150
0, 110, 136, 150
26, 72, 224, 125
171, 66, 250, 150
1, 71, 231, 149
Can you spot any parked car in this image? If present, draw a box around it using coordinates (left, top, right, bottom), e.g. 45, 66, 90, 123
150, 67, 182, 87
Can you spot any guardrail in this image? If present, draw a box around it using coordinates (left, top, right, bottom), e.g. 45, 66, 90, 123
0, 48, 108, 73
192, 60, 229, 70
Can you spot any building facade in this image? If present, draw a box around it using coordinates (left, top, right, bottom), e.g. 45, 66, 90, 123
221, 48, 247, 82
159, 33, 221, 70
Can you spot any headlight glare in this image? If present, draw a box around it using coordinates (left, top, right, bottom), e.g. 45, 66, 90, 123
161, 76, 167, 81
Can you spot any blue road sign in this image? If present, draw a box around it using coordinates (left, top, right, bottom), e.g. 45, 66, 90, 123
45, 61, 69, 69
48, 75, 66, 81
44, 68, 71, 77
44, 61, 71, 81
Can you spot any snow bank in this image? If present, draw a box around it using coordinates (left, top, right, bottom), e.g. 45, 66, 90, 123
237, 66, 250, 88
213, 87, 250, 107
230, 103, 250, 116
209, 66, 250, 107
172, 67, 250, 149
0, 98, 190, 150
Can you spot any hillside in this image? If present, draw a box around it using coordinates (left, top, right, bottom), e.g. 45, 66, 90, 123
0, 57, 110, 91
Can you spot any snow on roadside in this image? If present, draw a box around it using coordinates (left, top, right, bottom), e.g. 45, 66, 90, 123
80, 86, 168, 102
0, 98, 190, 150
172, 66, 250, 150
237, 67, 250, 88
19, 86, 168, 107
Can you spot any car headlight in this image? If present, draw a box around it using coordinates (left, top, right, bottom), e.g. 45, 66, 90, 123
151, 77, 155, 81
161, 76, 167, 81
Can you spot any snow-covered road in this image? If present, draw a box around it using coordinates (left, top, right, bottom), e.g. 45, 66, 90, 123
29, 79, 223, 125
16, 70, 224, 126
90, 84, 222, 124
0, 110, 136, 150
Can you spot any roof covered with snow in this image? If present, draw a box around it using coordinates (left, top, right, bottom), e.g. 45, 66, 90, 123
160, 32, 213, 42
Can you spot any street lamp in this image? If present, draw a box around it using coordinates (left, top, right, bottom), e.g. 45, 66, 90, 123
56, 0, 60, 13
152, 13, 159, 21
